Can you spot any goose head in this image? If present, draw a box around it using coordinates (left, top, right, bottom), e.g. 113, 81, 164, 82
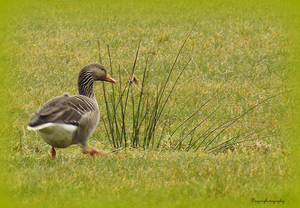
78, 63, 115, 97
87, 63, 116, 83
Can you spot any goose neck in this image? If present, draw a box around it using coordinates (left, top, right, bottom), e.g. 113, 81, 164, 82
78, 70, 95, 99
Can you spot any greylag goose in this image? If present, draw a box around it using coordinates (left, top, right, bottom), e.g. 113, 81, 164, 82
27, 63, 115, 158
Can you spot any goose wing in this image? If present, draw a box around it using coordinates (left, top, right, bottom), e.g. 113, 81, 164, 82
29, 93, 96, 127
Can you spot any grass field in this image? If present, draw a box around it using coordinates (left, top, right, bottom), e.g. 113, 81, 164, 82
1, 0, 299, 207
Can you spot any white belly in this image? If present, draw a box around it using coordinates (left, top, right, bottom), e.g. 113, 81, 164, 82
27, 123, 78, 148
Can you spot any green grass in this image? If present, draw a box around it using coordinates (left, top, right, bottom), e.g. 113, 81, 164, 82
1, 0, 299, 207
6, 150, 292, 207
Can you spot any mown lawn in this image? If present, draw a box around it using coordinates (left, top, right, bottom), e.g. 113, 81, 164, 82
1, 0, 299, 207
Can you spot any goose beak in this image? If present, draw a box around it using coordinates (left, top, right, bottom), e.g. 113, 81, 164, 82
105, 74, 116, 83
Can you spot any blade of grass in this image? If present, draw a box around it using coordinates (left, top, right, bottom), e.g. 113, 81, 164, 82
173, 108, 218, 150
208, 135, 277, 153
107, 45, 121, 144
144, 83, 160, 148
149, 58, 192, 145
145, 23, 198, 148
101, 116, 112, 145
206, 128, 266, 152
156, 22, 197, 107
157, 58, 192, 121
123, 39, 141, 112
119, 40, 141, 147
203, 91, 289, 151
118, 64, 127, 147
168, 90, 225, 145
131, 83, 136, 145
156, 118, 170, 149
102, 81, 115, 147
83, 39, 102, 64
187, 118, 236, 152
133, 53, 150, 146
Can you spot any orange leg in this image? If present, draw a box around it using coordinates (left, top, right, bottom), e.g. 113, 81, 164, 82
51, 147, 56, 159
82, 147, 106, 156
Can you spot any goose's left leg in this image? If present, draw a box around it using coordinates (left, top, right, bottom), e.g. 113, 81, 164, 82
51, 147, 56, 158
82, 147, 106, 156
